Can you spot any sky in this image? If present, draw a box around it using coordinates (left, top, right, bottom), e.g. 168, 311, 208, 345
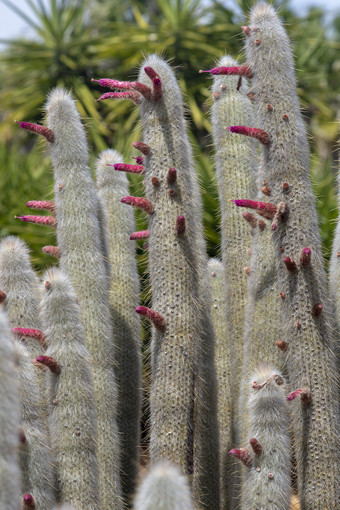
0, 0, 340, 44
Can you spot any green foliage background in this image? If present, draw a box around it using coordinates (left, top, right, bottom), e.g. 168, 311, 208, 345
1, 0, 340, 272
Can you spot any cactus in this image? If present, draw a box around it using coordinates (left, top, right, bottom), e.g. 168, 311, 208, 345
3, 4, 340, 509
127, 55, 219, 507
40, 267, 100, 510
45, 88, 122, 509
240, 364, 291, 510
14, 339, 56, 509
0, 237, 44, 358
237, 3, 340, 506
95, 149, 142, 503
0, 308, 21, 510
208, 259, 233, 509
210, 55, 257, 508
133, 461, 193, 510
329, 141, 340, 365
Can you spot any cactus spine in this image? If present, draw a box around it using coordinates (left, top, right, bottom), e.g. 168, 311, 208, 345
242, 3, 340, 506
0, 308, 21, 510
40, 268, 100, 509
133, 461, 194, 510
95, 149, 142, 503
240, 364, 291, 510
45, 88, 122, 509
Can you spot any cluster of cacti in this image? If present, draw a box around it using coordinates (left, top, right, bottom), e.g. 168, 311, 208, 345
1, 2, 339, 509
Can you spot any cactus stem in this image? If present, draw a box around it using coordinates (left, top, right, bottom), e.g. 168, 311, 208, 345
130, 230, 150, 240
242, 212, 257, 228
175, 216, 186, 237
199, 65, 253, 78
287, 388, 312, 404
11, 327, 46, 348
258, 219, 266, 230
130, 81, 152, 100
233, 199, 276, 220
167, 168, 177, 185
33, 355, 61, 375
311, 303, 323, 317
26, 200, 56, 214
15, 215, 57, 227
96, 91, 142, 104
110, 163, 145, 174
120, 196, 154, 214
283, 257, 297, 272
276, 340, 288, 352
132, 141, 151, 155
42, 246, 60, 259
229, 448, 253, 467
226, 126, 270, 145
16, 121, 54, 142
23, 493, 35, 509
249, 438, 263, 455
135, 306, 166, 331
0, 289, 6, 303
91, 78, 132, 89
300, 247, 312, 266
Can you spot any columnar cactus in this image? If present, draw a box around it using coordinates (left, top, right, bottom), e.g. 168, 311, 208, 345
238, 159, 287, 451
45, 88, 122, 509
0, 308, 21, 510
210, 54, 256, 409
14, 339, 56, 509
95, 149, 142, 503
133, 461, 194, 510
134, 55, 219, 507
40, 267, 100, 510
232, 3, 340, 507
208, 258, 233, 509
329, 143, 340, 365
0, 236, 44, 358
0, 236, 56, 509
210, 55, 257, 508
239, 364, 291, 510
